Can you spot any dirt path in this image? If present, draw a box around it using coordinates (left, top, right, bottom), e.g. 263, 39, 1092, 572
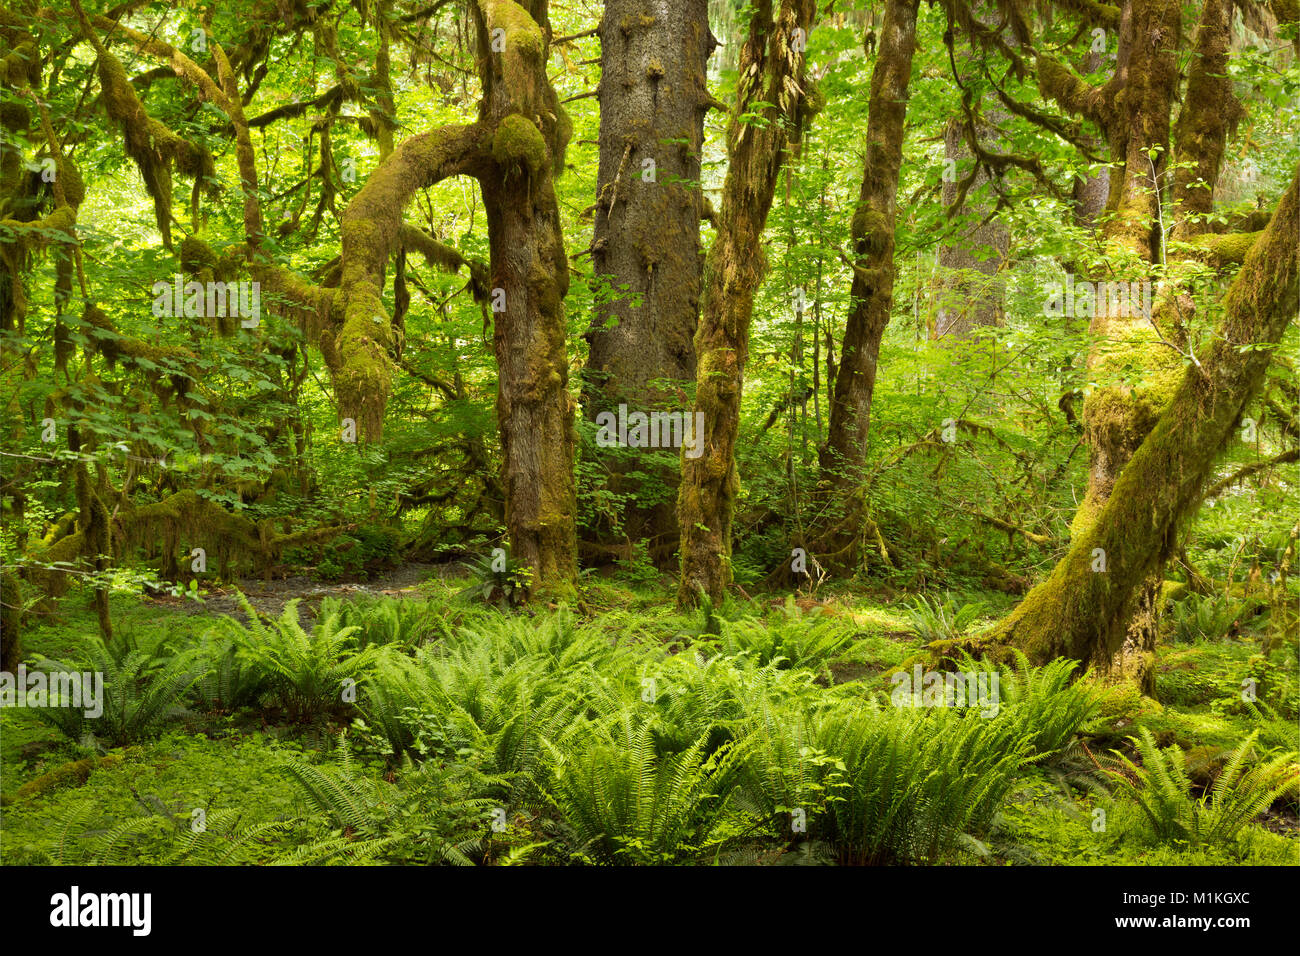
156, 562, 466, 624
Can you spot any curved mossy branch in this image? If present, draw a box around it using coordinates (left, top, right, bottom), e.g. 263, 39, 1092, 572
80, 303, 196, 371
399, 224, 490, 300
1201, 448, 1300, 502
1185, 229, 1264, 266
1034, 53, 1113, 129
982, 167, 1300, 674
69, 0, 215, 249
28, 488, 345, 596
1047, 0, 1120, 30
88, 13, 232, 107
210, 34, 264, 248
335, 122, 490, 439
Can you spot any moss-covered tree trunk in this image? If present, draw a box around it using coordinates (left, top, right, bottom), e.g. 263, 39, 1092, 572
474, 0, 578, 598
582, 0, 714, 568
814, 0, 919, 564
1032, 0, 1184, 690
676, 0, 816, 605
989, 166, 1299, 667
1170, 0, 1237, 243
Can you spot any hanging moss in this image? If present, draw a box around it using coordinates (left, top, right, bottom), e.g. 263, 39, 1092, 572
72, 5, 215, 247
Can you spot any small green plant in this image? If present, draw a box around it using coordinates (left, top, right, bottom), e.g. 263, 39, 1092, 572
278, 737, 502, 865
904, 592, 989, 643
1109, 728, 1299, 848
190, 631, 270, 713
457, 550, 532, 607
809, 702, 1031, 864
1170, 593, 1246, 643
229, 596, 378, 722
708, 597, 855, 672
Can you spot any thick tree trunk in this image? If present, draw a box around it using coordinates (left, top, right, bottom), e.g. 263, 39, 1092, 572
582, 0, 714, 567
1034, 0, 1183, 691
474, 0, 578, 598
1170, 0, 1237, 242
815, 0, 920, 550
676, 0, 816, 605
990, 166, 1299, 668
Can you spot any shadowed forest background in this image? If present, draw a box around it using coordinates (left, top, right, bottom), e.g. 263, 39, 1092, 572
0, 0, 1297, 866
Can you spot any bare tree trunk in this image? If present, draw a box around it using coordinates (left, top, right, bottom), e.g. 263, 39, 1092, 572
583, 0, 714, 568
815, 0, 920, 563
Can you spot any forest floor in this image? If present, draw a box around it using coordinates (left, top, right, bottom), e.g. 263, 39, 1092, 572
2, 564, 1297, 866
155, 561, 458, 623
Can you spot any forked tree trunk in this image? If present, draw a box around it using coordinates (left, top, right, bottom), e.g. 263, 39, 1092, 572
1034, 0, 1183, 690
474, 0, 578, 598
676, 0, 817, 605
991, 166, 1299, 666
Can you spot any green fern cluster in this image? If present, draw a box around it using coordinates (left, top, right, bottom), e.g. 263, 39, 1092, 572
707, 596, 855, 673
1171, 593, 1248, 643
29, 631, 207, 748
226, 596, 379, 722
542, 714, 748, 864
35, 599, 1293, 867
904, 592, 989, 642
1110, 728, 1298, 847
990, 650, 1100, 758
319, 594, 441, 650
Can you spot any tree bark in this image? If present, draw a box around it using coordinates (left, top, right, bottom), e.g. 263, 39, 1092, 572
473, 0, 579, 598
582, 0, 714, 567
816, 0, 920, 549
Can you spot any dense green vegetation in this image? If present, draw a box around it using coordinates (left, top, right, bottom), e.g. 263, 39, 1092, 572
1, 580, 1295, 865
1, 0, 1297, 867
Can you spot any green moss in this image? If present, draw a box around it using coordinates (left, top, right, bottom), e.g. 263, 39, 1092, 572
492, 113, 549, 178
6, 752, 128, 805
1192, 230, 1261, 265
